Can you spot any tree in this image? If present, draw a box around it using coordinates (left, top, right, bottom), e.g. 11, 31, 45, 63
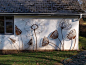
78, 0, 86, 12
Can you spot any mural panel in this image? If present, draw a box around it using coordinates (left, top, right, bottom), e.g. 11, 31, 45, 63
0, 16, 79, 50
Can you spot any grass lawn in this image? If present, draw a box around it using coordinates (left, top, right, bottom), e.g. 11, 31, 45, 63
83, 23, 86, 25
0, 51, 78, 65
0, 36, 85, 65
79, 36, 86, 50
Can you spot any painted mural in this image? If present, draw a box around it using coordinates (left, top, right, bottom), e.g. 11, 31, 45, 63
0, 16, 79, 50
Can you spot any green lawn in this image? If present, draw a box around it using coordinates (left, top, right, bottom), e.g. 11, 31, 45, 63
0, 36, 85, 65
0, 51, 78, 65
83, 23, 86, 25
79, 36, 86, 50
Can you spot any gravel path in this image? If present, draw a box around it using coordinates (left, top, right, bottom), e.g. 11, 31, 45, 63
62, 51, 86, 65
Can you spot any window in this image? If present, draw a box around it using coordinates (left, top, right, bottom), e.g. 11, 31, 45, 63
0, 17, 4, 33
0, 16, 14, 34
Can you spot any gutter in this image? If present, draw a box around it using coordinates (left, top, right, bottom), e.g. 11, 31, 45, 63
0, 13, 83, 18
0, 13, 81, 15
80, 14, 82, 18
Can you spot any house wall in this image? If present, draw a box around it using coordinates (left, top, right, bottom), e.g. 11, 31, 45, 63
0, 16, 79, 50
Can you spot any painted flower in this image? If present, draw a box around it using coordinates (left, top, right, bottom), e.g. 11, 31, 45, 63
66, 29, 76, 40
50, 30, 59, 39
24, 19, 45, 50
42, 36, 61, 50
66, 29, 76, 50
27, 38, 33, 46
15, 25, 22, 35
50, 30, 62, 48
24, 19, 45, 36
59, 19, 72, 50
59, 19, 72, 30
42, 36, 49, 46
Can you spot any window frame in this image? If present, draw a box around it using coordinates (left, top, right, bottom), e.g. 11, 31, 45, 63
0, 16, 14, 35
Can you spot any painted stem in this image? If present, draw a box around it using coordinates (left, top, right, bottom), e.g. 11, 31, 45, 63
61, 28, 64, 50
70, 40, 72, 50
49, 42, 60, 50
16, 43, 20, 50
9, 42, 19, 53
72, 38, 76, 50
18, 36, 20, 50
20, 35, 23, 50
58, 37, 62, 49
9, 37, 19, 52
24, 46, 29, 50
17, 30, 23, 50
13, 44, 19, 53
34, 30, 37, 50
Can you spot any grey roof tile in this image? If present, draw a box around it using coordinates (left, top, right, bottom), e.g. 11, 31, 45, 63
0, 0, 84, 13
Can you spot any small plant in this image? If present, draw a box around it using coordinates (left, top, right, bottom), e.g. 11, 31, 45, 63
82, 17, 86, 21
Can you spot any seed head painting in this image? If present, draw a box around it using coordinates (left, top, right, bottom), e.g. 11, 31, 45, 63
41, 19, 76, 50
15, 25, 23, 50
59, 19, 72, 50
42, 36, 49, 46
24, 19, 45, 50
50, 30, 58, 39
59, 19, 72, 30
15, 25, 22, 35
24, 38, 33, 50
27, 39, 33, 46
50, 30, 62, 49
42, 36, 61, 50
66, 29, 76, 50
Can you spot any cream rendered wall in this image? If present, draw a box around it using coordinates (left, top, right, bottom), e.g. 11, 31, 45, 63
0, 16, 79, 50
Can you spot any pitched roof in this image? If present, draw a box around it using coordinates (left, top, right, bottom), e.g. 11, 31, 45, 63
0, 0, 84, 14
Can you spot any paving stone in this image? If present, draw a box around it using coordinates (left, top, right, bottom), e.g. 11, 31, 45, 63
63, 51, 86, 65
